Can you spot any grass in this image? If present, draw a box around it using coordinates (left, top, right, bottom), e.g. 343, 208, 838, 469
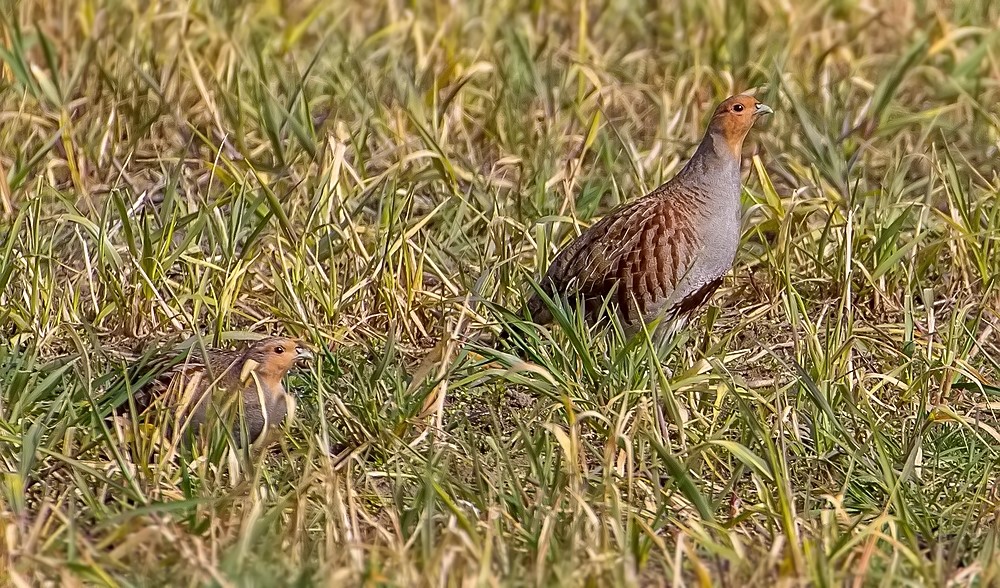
2, 0, 1000, 585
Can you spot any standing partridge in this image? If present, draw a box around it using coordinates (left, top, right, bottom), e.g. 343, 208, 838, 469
522, 94, 772, 339
125, 336, 313, 448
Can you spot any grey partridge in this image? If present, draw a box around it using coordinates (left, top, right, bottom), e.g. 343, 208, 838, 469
523, 94, 772, 339
127, 336, 313, 448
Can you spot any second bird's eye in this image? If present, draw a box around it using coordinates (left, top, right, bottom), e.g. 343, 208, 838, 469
732, 104, 744, 112
275, 346, 285, 354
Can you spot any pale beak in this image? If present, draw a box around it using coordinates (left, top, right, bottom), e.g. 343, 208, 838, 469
755, 103, 774, 116
295, 346, 314, 365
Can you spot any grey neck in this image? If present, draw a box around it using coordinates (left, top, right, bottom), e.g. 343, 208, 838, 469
664, 131, 742, 202
679, 133, 740, 179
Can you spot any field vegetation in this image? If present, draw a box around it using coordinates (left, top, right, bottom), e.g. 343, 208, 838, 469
2, 0, 1000, 585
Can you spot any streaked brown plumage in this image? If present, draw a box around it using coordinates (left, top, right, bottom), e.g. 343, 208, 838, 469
524, 94, 773, 338
128, 336, 313, 447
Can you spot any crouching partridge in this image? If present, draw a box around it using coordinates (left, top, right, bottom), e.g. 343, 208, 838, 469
522, 94, 772, 340
123, 336, 313, 449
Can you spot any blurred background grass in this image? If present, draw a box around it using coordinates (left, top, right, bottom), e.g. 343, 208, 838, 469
1, 0, 999, 585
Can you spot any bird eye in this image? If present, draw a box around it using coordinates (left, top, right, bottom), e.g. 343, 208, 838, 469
732, 104, 745, 113
275, 346, 285, 354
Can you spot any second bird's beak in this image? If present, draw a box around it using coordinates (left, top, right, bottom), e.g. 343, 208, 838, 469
755, 103, 774, 116
295, 346, 314, 366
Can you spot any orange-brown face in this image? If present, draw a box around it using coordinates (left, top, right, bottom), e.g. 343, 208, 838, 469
707, 94, 773, 156
244, 337, 314, 380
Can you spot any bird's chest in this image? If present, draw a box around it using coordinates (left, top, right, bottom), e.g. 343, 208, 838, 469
663, 194, 741, 299
708, 202, 742, 264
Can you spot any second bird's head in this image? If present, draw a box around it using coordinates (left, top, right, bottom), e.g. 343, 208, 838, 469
242, 337, 314, 381
707, 94, 773, 156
